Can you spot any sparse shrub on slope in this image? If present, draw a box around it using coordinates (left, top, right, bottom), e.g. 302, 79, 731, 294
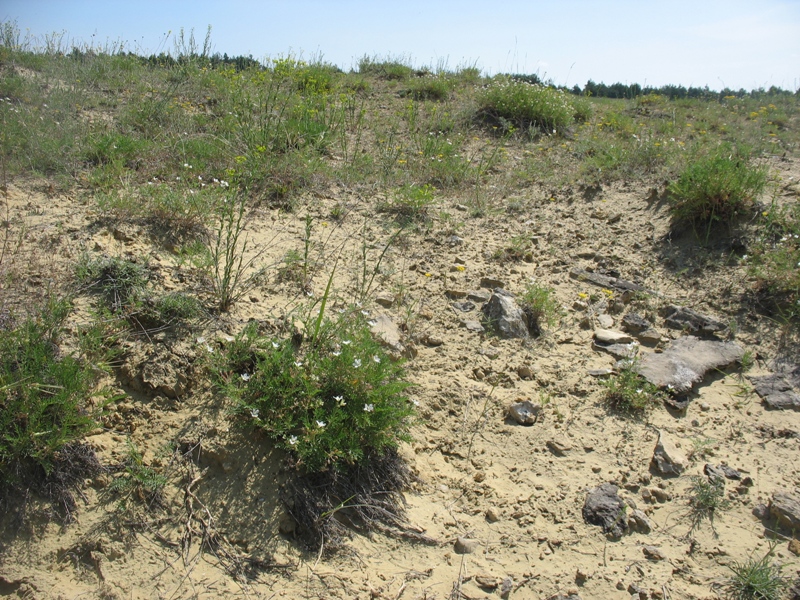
668, 143, 768, 227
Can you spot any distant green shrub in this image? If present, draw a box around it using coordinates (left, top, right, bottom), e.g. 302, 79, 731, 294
358, 56, 414, 80
478, 78, 575, 133
402, 76, 451, 101
668, 143, 768, 225
211, 312, 415, 473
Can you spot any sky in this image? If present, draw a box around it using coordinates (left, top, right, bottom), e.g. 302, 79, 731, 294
3, 0, 799, 92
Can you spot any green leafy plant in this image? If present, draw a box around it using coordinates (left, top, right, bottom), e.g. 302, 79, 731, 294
602, 359, 666, 413
688, 475, 728, 532
379, 183, 436, 222
668, 143, 768, 227
0, 298, 101, 520
402, 76, 451, 101
211, 310, 415, 473
109, 439, 167, 510
723, 544, 789, 600
478, 78, 575, 133
520, 282, 561, 336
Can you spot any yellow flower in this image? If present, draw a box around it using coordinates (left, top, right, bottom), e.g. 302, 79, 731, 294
424, 272, 433, 277
454, 265, 465, 272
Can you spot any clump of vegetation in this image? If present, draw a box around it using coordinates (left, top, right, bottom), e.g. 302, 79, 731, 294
667, 143, 768, 227
723, 544, 789, 600
401, 76, 451, 101
358, 55, 415, 80
687, 475, 728, 532
493, 233, 533, 263
602, 360, 665, 414
520, 282, 561, 336
76, 255, 149, 312
379, 183, 436, 222
212, 311, 415, 473
0, 298, 102, 521
109, 440, 168, 510
211, 309, 416, 550
478, 78, 576, 133
749, 201, 800, 322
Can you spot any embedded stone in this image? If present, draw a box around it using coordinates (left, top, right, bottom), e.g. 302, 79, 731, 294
652, 431, 687, 476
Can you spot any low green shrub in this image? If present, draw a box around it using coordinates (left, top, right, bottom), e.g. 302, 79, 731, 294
378, 183, 436, 222
602, 359, 665, 413
478, 78, 575, 133
0, 298, 101, 519
749, 201, 800, 321
688, 475, 728, 531
724, 545, 789, 600
668, 143, 768, 226
211, 311, 415, 473
358, 56, 414, 80
520, 282, 561, 335
402, 76, 451, 101
109, 439, 167, 510
76, 255, 149, 312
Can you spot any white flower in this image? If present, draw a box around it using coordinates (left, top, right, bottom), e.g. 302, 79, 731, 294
364, 403, 374, 412
294, 361, 303, 367
220, 180, 229, 188
316, 420, 326, 428
205, 344, 214, 354
372, 355, 381, 364
250, 408, 260, 418
342, 340, 352, 345
240, 372, 251, 382
332, 350, 341, 357
353, 358, 362, 368
196, 336, 206, 344
334, 395, 344, 405
272, 341, 280, 348
288, 435, 298, 445
412, 399, 420, 407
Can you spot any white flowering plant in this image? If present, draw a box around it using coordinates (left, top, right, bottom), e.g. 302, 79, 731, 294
211, 311, 415, 472
478, 77, 576, 133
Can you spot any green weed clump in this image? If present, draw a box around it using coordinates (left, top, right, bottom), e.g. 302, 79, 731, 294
379, 183, 436, 222
724, 545, 789, 600
687, 475, 728, 532
602, 360, 665, 413
668, 143, 768, 226
478, 78, 576, 133
520, 282, 561, 336
358, 55, 414, 80
749, 201, 800, 322
212, 312, 415, 473
109, 440, 167, 510
402, 76, 451, 101
0, 298, 101, 519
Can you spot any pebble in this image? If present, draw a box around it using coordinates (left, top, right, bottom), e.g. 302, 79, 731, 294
455, 536, 480, 554
486, 507, 501, 522
508, 400, 542, 426
594, 328, 634, 344
642, 545, 666, 561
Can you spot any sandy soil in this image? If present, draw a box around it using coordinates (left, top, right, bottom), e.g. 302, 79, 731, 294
1, 156, 799, 600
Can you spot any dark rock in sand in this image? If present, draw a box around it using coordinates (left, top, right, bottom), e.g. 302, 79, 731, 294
583, 483, 628, 539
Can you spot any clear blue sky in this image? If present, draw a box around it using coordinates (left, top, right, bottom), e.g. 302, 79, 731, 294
3, 1, 799, 91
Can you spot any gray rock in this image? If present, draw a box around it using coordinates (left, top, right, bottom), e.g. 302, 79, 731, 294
637, 328, 662, 346
547, 437, 573, 456
583, 483, 628, 538
517, 365, 535, 379
482, 289, 529, 339
451, 300, 476, 312
661, 305, 726, 335
652, 431, 687, 476
752, 503, 769, 520
770, 492, 800, 530
508, 400, 542, 425
375, 292, 394, 308
455, 536, 480, 554
718, 464, 742, 480
642, 545, 667, 561
628, 509, 653, 534
445, 288, 468, 299
748, 374, 800, 411
587, 368, 614, 377
704, 464, 727, 485
636, 336, 745, 394
369, 313, 409, 357
595, 328, 634, 344
597, 314, 614, 328
622, 312, 651, 333
569, 267, 650, 293
463, 320, 485, 333
467, 289, 492, 303
593, 342, 638, 359
480, 276, 506, 289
